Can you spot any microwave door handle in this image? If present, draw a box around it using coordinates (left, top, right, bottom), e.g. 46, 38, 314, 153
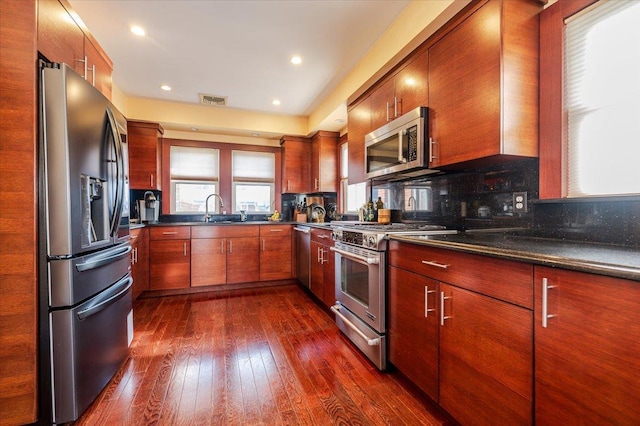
398, 130, 406, 163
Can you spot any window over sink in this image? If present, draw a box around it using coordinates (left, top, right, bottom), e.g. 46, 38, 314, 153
169, 146, 219, 213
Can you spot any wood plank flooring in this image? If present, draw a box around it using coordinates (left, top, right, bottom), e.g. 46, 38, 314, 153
75, 284, 449, 425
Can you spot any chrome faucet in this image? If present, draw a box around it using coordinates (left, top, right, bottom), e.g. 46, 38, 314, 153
408, 195, 417, 218
204, 193, 224, 222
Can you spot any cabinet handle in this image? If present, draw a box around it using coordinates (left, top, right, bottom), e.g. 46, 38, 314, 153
321, 248, 328, 264
314, 178, 318, 190
131, 250, 135, 265
91, 64, 96, 85
317, 234, 329, 239
394, 96, 399, 118
287, 179, 291, 192
421, 260, 449, 269
134, 247, 138, 264
229, 241, 233, 253
269, 228, 283, 232
429, 137, 437, 163
425, 286, 436, 317
221, 240, 225, 254
150, 174, 154, 188
183, 242, 187, 256
440, 291, 452, 326
262, 239, 266, 252
541, 278, 557, 328
317, 246, 322, 263
162, 231, 177, 235
81, 56, 88, 80
386, 101, 390, 122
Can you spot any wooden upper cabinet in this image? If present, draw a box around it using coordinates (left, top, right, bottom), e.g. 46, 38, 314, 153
37, 0, 113, 99
370, 48, 429, 130
310, 131, 339, 192
84, 39, 112, 99
347, 97, 371, 184
428, 0, 540, 169
38, 0, 85, 76
280, 135, 310, 193
127, 121, 164, 190
534, 266, 640, 425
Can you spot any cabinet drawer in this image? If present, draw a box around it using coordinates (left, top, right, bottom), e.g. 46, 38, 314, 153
311, 227, 333, 244
259, 224, 291, 237
192, 225, 259, 239
149, 226, 190, 240
388, 240, 533, 309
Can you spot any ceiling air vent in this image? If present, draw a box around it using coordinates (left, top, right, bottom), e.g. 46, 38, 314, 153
199, 93, 227, 107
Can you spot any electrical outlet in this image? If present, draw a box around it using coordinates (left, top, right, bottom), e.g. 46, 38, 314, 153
513, 192, 528, 213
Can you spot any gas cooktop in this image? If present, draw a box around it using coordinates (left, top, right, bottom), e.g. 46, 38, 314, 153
331, 222, 457, 251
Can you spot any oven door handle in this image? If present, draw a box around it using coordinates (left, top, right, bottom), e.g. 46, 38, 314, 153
330, 304, 381, 346
330, 246, 379, 265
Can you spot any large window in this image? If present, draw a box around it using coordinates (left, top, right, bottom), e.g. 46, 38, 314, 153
564, 0, 640, 197
232, 150, 275, 213
170, 146, 219, 213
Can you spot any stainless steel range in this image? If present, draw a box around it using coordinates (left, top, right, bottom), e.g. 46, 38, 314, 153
330, 223, 456, 369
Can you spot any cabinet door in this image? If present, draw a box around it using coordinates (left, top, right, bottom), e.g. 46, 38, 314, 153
347, 98, 371, 184
428, 0, 501, 168
130, 228, 149, 300
128, 122, 163, 190
321, 243, 336, 308
311, 132, 338, 192
395, 48, 429, 115
260, 235, 292, 281
191, 238, 226, 286
226, 237, 259, 284
84, 38, 112, 99
281, 136, 310, 193
534, 267, 640, 425
37, 0, 85, 76
150, 240, 190, 289
309, 241, 325, 300
369, 78, 395, 130
388, 267, 439, 401
439, 283, 533, 425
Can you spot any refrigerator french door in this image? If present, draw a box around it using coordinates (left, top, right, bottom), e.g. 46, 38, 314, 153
40, 62, 133, 424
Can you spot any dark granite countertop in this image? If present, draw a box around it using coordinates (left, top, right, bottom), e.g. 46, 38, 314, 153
388, 232, 640, 282
130, 220, 288, 228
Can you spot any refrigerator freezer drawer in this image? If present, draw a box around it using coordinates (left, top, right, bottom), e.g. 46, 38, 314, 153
49, 275, 133, 424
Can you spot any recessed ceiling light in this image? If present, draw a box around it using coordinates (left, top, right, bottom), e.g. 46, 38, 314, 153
291, 56, 302, 65
335, 118, 345, 123
252, 133, 260, 137
272, 99, 281, 106
129, 25, 146, 37
160, 85, 171, 91
191, 127, 199, 131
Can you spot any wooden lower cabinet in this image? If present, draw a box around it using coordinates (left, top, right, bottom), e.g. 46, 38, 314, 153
149, 227, 191, 289
534, 266, 640, 425
310, 228, 335, 307
388, 266, 439, 402
226, 237, 259, 284
439, 283, 533, 425
130, 228, 149, 300
191, 238, 226, 286
260, 224, 292, 281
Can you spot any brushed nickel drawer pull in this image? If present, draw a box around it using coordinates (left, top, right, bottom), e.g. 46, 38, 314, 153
422, 260, 449, 269
270, 229, 283, 232
425, 286, 436, 317
162, 231, 178, 235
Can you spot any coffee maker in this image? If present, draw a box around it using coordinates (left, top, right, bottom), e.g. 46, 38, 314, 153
137, 191, 159, 223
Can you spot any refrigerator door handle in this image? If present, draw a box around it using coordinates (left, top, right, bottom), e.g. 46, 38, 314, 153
77, 274, 133, 320
76, 244, 132, 272
106, 107, 124, 238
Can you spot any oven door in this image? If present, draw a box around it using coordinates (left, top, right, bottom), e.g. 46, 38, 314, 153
331, 242, 385, 333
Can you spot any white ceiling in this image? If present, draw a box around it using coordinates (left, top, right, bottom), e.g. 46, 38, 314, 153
68, 0, 412, 126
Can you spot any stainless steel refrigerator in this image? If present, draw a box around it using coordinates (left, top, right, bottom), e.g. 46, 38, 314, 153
39, 63, 133, 424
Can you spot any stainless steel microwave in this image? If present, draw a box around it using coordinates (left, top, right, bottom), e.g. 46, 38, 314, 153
365, 106, 438, 180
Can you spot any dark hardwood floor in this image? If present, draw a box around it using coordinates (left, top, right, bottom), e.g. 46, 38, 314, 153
75, 284, 449, 425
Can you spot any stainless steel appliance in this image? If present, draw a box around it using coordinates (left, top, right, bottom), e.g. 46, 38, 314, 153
365, 107, 439, 180
331, 223, 456, 370
138, 190, 159, 223
39, 62, 133, 424
294, 225, 311, 288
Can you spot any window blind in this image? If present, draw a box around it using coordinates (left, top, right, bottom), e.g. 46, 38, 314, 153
232, 151, 275, 182
564, 0, 640, 197
170, 146, 219, 181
